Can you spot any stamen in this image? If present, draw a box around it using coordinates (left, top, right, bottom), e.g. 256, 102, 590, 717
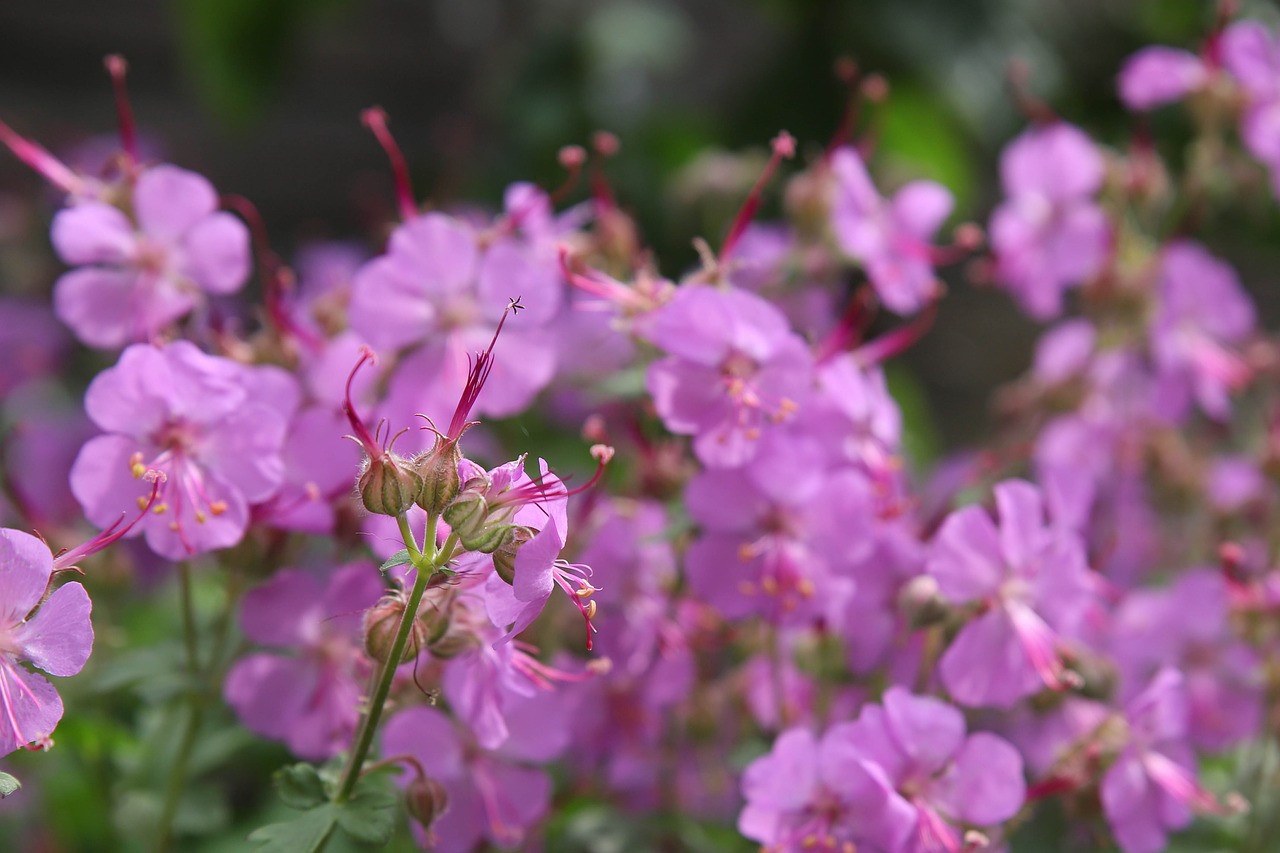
361, 107, 418, 221
342, 346, 384, 458
104, 54, 138, 165
0, 119, 85, 195
589, 130, 620, 214
719, 131, 796, 267
853, 300, 939, 365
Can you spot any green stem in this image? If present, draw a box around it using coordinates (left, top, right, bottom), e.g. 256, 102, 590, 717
333, 529, 458, 804
155, 562, 202, 852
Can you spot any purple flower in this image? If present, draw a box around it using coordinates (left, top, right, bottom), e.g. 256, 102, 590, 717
69, 341, 297, 560
382, 694, 567, 852
0, 299, 68, 398
1222, 21, 1280, 195
50, 164, 250, 348
1118, 47, 1209, 110
223, 563, 382, 760
989, 123, 1110, 319
1102, 668, 1233, 853
830, 147, 953, 315
738, 725, 912, 852
641, 284, 812, 468
842, 688, 1027, 852
0, 528, 93, 757
347, 211, 563, 430
928, 479, 1095, 708
1149, 241, 1255, 420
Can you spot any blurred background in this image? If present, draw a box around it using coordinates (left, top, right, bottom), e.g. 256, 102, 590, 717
0, 0, 1260, 449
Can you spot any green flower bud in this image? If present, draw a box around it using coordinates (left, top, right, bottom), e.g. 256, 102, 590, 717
362, 596, 427, 664
357, 453, 423, 517
491, 526, 535, 584
414, 438, 463, 517
405, 776, 449, 834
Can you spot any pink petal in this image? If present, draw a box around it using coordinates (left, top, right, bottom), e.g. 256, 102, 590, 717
0, 529, 54, 624
180, 211, 251, 294
50, 202, 135, 265
0, 662, 63, 757
133, 165, 218, 240
15, 581, 92, 677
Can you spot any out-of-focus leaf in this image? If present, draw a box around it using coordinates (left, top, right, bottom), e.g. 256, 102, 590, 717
274, 763, 328, 810
877, 84, 975, 213
0, 771, 20, 798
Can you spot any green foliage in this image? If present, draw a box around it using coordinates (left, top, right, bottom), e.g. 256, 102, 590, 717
249, 765, 397, 852
377, 549, 413, 574
0, 771, 20, 798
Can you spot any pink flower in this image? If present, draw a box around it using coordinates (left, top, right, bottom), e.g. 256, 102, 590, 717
69, 342, 297, 560
0, 529, 94, 757
50, 165, 250, 348
830, 147, 953, 315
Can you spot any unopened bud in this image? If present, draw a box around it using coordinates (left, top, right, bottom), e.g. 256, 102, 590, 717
428, 624, 478, 659
358, 453, 423, 517
405, 776, 449, 833
491, 526, 535, 584
466, 522, 528, 559
363, 596, 427, 664
441, 483, 488, 544
898, 574, 949, 629
414, 438, 463, 517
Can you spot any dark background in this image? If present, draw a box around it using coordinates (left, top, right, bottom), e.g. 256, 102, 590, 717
0, 0, 1261, 448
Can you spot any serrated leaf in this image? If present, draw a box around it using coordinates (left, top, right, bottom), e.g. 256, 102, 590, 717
0, 771, 20, 797
249, 805, 337, 852
333, 778, 397, 845
275, 763, 329, 810
378, 550, 412, 574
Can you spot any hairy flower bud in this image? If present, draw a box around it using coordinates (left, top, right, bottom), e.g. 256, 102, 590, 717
362, 596, 427, 664
414, 438, 463, 517
441, 479, 489, 544
358, 453, 423, 517
898, 574, 949, 629
428, 622, 478, 659
491, 525, 535, 584
404, 776, 449, 834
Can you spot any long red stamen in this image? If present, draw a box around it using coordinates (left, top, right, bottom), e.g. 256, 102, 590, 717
362, 107, 417, 222
104, 54, 138, 165
719, 131, 796, 266
1007, 60, 1059, 126
446, 297, 523, 438
854, 299, 939, 365
0, 119, 84, 195
343, 347, 383, 457
589, 131, 620, 214
52, 470, 166, 571
815, 286, 877, 363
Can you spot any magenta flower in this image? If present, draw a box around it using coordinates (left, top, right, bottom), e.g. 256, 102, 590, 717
382, 695, 567, 852
1222, 21, 1280, 195
641, 284, 812, 468
842, 688, 1027, 852
0, 529, 93, 757
1117, 47, 1209, 111
989, 123, 1110, 319
1102, 668, 1234, 853
223, 563, 382, 760
1149, 241, 1255, 420
928, 479, 1095, 708
69, 341, 297, 560
347, 211, 563, 431
50, 164, 250, 348
830, 147, 953, 315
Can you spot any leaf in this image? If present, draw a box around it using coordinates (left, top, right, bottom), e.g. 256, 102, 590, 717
0, 771, 20, 798
332, 777, 396, 845
252, 772, 396, 851
249, 805, 337, 852
274, 764, 329, 810
378, 550, 413, 574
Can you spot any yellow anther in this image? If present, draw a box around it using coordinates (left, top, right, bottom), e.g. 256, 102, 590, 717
760, 576, 778, 595
744, 427, 761, 440
209, 500, 227, 516
583, 600, 598, 620
797, 578, 815, 598
168, 521, 180, 531
152, 503, 168, 514
129, 452, 147, 478
195, 511, 207, 524
738, 580, 757, 595
136, 496, 150, 510
737, 543, 755, 562
802, 837, 818, 849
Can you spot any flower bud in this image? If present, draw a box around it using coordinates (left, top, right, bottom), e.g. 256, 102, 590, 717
428, 623, 478, 659
897, 574, 949, 629
357, 453, 423, 517
491, 526, 534, 584
362, 596, 427, 664
442, 481, 489, 544
414, 438, 463, 517
405, 776, 449, 834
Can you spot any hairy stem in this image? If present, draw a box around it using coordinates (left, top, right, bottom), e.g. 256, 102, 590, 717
155, 562, 202, 852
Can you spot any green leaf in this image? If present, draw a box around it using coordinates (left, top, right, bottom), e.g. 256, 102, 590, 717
378, 550, 412, 574
252, 772, 396, 851
249, 805, 337, 852
332, 778, 396, 845
274, 764, 329, 810
0, 771, 20, 798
